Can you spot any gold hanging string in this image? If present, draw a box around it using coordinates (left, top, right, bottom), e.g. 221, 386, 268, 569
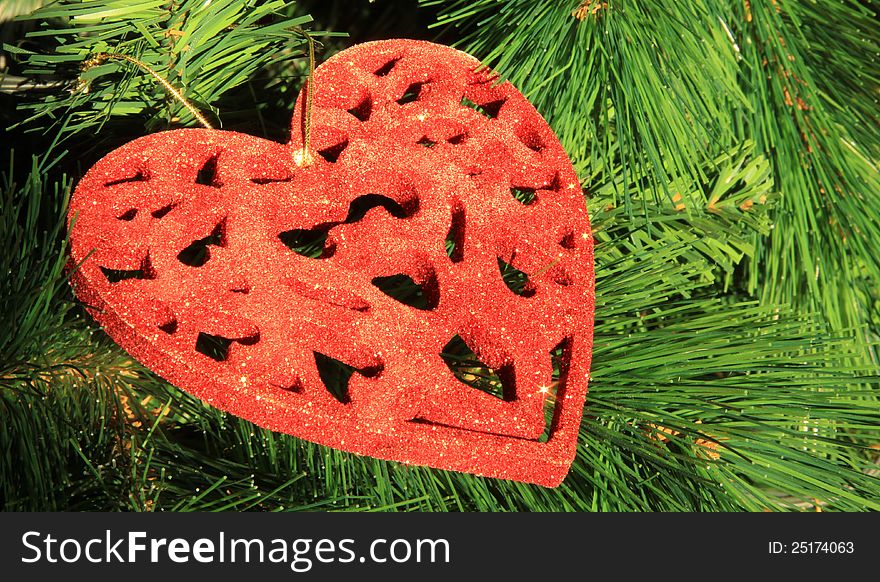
532, 257, 563, 278
83, 52, 213, 130
293, 30, 317, 167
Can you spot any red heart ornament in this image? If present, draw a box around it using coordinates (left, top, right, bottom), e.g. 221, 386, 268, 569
68, 39, 595, 487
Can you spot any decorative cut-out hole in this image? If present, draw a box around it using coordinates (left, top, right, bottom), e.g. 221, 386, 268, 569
195, 331, 259, 362
397, 82, 425, 105
177, 220, 225, 267
417, 136, 437, 148
99, 256, 155, 283
460, 96, 505, 119
158, 318, 178, 334
117, 208, 138, 221
320, 298, 368, 312
371, 273, 437, 310
510, 187, 537, 205
104, 170, 148, 187
195, 332, 233, 362
278, 227, 331, 259
498, 257, 536, 297
230, 284, 251, 294
440, 335, 508, 400
251, 174, 293, 185
553, 271, 571, 286
515, 126, 545, 153
445, 204, 465, 263
288, 278, 370, 312
559, 232, 576, 249
196, 154, 221, 187
538, 338, 572, 442
151, 203, 177, 219
345, 194, 413, 222
277, 381, 303, 393
447, 133, 467, 145
346, 95, 373, 122
373, 57, 401, 77
314, 352, 382, 404
317, 140, 349, 163
282, 194, 415, 259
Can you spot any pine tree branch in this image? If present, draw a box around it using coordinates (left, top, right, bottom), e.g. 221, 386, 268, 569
9, 0, 339, 143
732, 0, 880, 335
424, 0, 746, 213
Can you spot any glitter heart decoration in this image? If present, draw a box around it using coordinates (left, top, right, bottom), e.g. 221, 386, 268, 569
68, 39, 595, 487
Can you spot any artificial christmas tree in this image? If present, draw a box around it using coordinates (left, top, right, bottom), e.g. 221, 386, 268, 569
1, 0, 877, 511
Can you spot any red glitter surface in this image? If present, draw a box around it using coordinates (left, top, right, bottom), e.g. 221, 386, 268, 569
67, 39, 595, 487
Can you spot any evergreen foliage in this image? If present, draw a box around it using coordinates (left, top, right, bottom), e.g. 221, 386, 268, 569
1, 0, 877, 511
11, 1, 327, 137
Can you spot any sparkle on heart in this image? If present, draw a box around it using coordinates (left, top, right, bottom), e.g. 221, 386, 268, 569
68, 39, 595, 487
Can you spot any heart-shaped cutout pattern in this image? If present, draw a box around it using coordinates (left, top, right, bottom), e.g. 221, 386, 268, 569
68, 39, 595, 487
